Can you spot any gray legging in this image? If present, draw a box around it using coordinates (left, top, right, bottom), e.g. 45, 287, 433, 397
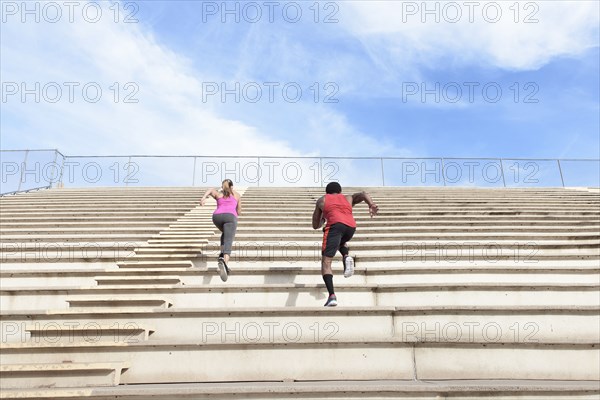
212, 213, 238, 255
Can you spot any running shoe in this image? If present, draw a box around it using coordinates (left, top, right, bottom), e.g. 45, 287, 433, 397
324, 294, 338, 307
217, 257, 229, 282
343, 255, 354, 278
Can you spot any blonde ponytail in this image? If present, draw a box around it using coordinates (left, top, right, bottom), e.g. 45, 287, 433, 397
221, 179, 233, 198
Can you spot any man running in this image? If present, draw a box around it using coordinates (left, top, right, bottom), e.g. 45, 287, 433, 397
312, 182, 379, 307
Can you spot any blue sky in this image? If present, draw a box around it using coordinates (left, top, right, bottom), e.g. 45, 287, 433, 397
1, 1, 599, 188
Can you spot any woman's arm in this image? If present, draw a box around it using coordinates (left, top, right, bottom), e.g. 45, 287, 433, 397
235, 191, 242, 216
200, 188, 218, 206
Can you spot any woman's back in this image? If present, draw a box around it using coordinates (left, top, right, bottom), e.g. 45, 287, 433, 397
214, 193, 238, 216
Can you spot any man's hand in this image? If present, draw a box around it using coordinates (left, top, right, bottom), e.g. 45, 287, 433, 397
319, 217, 326, 229
369, 203, 379, 217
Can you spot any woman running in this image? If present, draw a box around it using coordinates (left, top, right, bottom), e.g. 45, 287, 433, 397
200, 179, 241, 282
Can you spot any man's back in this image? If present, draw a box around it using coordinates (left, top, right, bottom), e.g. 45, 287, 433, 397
322, 193, 356, 228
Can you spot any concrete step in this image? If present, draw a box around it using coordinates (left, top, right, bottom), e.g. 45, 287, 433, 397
210, 249, 600, 262
1, 340, 597, 382
237, 206, 600, 214
2, 283, 598, 310
0, 199, 202, 205
242, 198, 600, 204
0, 211, 195, 218
244, 214, 600, 220
239, 195, 600, 201
1, 251, 134, 263
0, 222, 177, 228
2, 380, 598, 399
0, 204, 198, 210
0, 216, 186, 223
152, 228, 600, 239
240, 192, 598, 197
145, 240, 211, 245
15, 324, 155, 344
66, 298, 173, 310
94, 276, 183, 286
199, 229, 600, 238
0, 227, 174, 234
0, 362, 129, 389
3, 251, 556, 265
236, 220, 600, 229
2, 264, 598, 288
5, 225, 597, 237
0, 242, 137, 252
2, 306, 597, 344
115, 247, 600, 266
202, 239, 600, 249
0, 235, 153, 243
117, 260, 195, 269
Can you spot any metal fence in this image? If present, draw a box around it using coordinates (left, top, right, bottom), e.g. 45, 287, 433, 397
1, 149, 599, 195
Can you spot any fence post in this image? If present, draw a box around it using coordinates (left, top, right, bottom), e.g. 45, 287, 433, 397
49, 150, 58, 189
17, 150, 29, 192
192, 157, 197, 186
58, 156, 66, 187
126, 156, 131, 187
257, 157, 261, 187
381, 158, 385, 186
500, 158, 506, 187
440, 158, 446, 186
319, 157, 323, 187
557, 159, 565, 187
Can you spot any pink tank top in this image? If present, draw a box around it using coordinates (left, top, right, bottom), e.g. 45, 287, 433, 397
214, 195, 238, 217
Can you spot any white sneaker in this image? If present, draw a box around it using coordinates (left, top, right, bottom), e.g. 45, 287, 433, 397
343, 255, 354, 278
217, 257, 229, 282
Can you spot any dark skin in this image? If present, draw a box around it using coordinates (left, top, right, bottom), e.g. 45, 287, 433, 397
312, 191, 379, 275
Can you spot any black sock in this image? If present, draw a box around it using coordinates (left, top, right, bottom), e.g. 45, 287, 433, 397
323, 274, 334, 296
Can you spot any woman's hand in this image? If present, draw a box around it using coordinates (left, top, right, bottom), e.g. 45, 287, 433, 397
200, 188, 216, 206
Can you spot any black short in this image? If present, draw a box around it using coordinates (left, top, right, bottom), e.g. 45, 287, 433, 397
322, 223, 356, 257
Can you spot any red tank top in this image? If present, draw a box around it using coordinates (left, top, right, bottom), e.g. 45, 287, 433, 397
323, 194, 356, 228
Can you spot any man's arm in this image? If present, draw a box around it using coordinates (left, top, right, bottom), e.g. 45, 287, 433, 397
312, 197, 325, 229
351, 191, 379, 217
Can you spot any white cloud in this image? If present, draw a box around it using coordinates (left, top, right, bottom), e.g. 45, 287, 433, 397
0, 2, 309, 157
0, 1, 415, 163
340, 1, 599, 71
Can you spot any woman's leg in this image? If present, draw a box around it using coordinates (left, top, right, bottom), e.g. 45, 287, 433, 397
220, 234, 225, 257
221, 215, 238, 265
212, 214, 225, 258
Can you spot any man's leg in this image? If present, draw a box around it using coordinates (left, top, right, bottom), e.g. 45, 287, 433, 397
322, 224, 342, 306
321, 256, 334, 294
339, 243, 349, 257
339, 227, 356, 278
